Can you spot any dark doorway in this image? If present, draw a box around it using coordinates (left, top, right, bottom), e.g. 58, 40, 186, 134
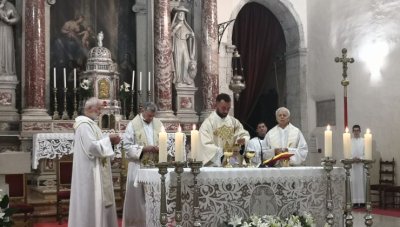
232, 2, 286, 137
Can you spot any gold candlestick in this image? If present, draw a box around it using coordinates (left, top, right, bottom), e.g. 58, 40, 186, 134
173, 161, 185, 227
52, 87, 60, 120
189, 160, 203, 226
61, 87, 69, 120
321, 157, 337, 226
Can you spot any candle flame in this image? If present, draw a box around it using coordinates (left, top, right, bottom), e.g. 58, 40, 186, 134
327, 125, 331, 130
161, 126, 165, 132
178, 125, 182, 132
192, 124, 196, 130
366, 128, 371, 134
345, 127, 349, 133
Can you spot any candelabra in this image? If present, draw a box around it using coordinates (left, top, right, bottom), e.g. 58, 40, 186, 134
155, 162, 169, 227
52, 87, 60, 120
341, 159, 355, 227
362, 159, 375, 227
128, 89, 135, 120
189, 160, 203, 227
72, 88, 78, 119
61, 88, 69, 120
173, 161, 185, 227
147, 90, 152, 102
321, 157, 336, 226
137, 90, 142, 114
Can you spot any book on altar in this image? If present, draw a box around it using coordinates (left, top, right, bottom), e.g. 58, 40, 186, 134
263, 152, 294, 167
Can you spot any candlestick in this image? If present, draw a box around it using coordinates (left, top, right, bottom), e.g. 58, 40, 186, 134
364, 128, 372, 160
362, 159, 375, 226
159, 127, 168, 163
188, 160, 203, 227
61, 88, 69, 120
128, 88, 135, 120
341, 159, 355, 227
53, 68, 56, 88
191, 124, 199, 161
321, 157, 336, 226
139, 72, 142, 91
52, 87, 60, 120
325, 125, 333, 158
63, 68, 66, 88
173, 161, 185, 226
72, 88, 78, 119
74, 68, 77, 88
175, 125, 184, 162
148, 72, 151, 92
343, 127, 351, 159
132, 70, 135, 90
155, 162, 169, 227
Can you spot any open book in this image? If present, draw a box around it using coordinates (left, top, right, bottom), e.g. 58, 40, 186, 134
263, 152, 294, 167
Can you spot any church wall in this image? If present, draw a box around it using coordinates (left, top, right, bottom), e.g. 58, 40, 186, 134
307, 0, 400, 183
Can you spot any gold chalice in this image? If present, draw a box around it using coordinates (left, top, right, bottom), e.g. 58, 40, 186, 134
224, 148, 234, 168
245, 150, 256, 168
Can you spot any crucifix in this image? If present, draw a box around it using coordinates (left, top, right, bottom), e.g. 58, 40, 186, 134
335, 48, 354, 128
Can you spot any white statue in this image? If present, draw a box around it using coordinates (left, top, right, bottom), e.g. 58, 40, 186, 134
97, 31, 104, 47
0, 0, 19, 76
171, 6, 196, 86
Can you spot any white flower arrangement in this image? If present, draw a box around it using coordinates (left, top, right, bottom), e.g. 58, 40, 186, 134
119, 82, 131, 100
79, 79, 93, 99
0, 189, 14, 226
227, 212, 315, 227
80, 79, 91, 90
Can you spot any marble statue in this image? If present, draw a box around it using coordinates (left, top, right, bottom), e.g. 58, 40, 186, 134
171, 6, 196, 86
0, 0, 19, 76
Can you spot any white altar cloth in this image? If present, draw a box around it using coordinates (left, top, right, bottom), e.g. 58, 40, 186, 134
137, 167, 345, 227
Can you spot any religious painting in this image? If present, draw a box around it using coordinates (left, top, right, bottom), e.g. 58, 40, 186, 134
249, 185, 278, 216
43, 159, 55, 173
179, 97, 193, 109
98, 78, 110, 99
49, 0, 136, 113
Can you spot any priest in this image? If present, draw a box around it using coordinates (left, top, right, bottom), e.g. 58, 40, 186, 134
199, 93, 250, 166
264, 107, 308, 166
121, 102, 163, 227
68, 97, 121, 227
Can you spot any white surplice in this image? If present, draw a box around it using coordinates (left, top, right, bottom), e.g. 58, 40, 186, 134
246, 137, 273, 165
351, 137, 365, 203
198, 111, 250, 166
68, 116, 118, 227
122, 114, 163, 227
264, 123, 308, 165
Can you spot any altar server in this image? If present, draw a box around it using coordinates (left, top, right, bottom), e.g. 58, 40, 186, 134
199, 93, 250, 166
264, 107, 308, 165
68, 97, 120, 227
350, 124, 365, 207
246, 121, 273, 166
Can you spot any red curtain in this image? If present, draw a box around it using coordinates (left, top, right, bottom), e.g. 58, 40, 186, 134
232, 3, 285, 124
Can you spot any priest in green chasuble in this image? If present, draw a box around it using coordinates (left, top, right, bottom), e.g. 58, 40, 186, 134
264, 107, 308, 166
199, 93, 250, 166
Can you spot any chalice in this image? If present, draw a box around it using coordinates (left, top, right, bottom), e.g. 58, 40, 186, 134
224, 148, 234, 168
245, 150, 256, 168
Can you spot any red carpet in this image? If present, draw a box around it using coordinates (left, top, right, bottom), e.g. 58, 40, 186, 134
354, 207, 400, 218
33, 219, 122, 227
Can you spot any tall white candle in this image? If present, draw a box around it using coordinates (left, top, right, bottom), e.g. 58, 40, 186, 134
324, 125, 332, 158
132, 70, 135, 91
63, 68, 66, 88
73, 68, 77, 88
191, 124, 199, 160
364, 128, 372, 160
158, 126, 168, 163
53, 67, 56, 88
148, 72, 151, 92
343, 127, 351, 159
139, 72, 142, 91
175, 125, 184, 162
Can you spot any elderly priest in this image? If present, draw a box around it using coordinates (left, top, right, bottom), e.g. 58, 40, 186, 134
199, 93, 250, 166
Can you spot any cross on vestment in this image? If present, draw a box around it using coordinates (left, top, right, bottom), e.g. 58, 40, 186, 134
334, 48, 354, 128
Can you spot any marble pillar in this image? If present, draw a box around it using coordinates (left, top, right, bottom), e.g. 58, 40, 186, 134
200, 0, 219, 121
22, 0, 51, 120
153, 0, 176, 120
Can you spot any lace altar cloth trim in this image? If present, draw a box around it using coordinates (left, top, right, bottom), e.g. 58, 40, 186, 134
138, 167, 345, 227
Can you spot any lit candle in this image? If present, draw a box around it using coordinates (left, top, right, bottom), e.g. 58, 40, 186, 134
139, 72, 142, 91
175, 125, 184, 162
53, 67, 56, 88
324, 125, 332, 158
148, 72, 151, 92
132, 70, 135, 91
158, 126, 168, 163
343, 127, 351, 159
191, 124, 199, 160
73, 68, 77, 88
63, 68, 66, 88
364, 128, 372, 160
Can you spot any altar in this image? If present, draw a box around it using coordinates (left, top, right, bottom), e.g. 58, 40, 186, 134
137, 167, 345, 227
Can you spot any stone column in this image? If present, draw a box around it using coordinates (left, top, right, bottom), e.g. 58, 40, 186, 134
200, 0, 219, 121
153, 0, 176, 120
22, 0, 50, 120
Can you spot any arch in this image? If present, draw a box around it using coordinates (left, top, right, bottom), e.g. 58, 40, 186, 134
226, 0, 309, 135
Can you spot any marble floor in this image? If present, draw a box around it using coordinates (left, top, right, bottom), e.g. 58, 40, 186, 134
353, 211, 400, 226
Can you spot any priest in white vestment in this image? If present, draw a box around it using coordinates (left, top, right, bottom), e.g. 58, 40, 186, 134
264, 107, 308, 166
199, 93, 250, 166
122, 102, 163, 227
350, 124, 365, 206
246, 121, 273, 166
68, 97, 121, 227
